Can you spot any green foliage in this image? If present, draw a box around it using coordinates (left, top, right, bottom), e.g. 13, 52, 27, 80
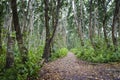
0, 54, 6, 70
0, 46, 43, 80
0, 68, 17, 80
10, 31, 16, 38
71, 40, 120, 63
50, 48, 68, 61
70, 48, 79, 54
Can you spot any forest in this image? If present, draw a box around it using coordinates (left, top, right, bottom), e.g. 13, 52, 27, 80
0, 0, 120, 80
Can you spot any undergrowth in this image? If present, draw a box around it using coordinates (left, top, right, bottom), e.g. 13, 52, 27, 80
0, 46, 43, 80
50, 48, 68, 61
71, 40, 120, 63
0, 46, 68, 80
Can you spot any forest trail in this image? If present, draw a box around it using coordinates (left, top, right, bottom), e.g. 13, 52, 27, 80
39, 52, 120, 80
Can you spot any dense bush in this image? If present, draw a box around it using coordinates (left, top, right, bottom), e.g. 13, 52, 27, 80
50, 48, 68, 61
0, 46, 68, 80
0, 46, 43, 80
71, 41, 120, 63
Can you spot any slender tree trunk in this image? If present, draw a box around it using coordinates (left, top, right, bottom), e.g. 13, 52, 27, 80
0, 4, 3, 54
63, 25, 67, 48
0, 20, 2, 54
42, 0, 51, 61
11, 0, 28, 63
72, 0, 84, 46
89, 0, 94, 48
80, 0, 84, 46
5, 14, 15, 68
29, 0, 34, 36
6, 33, 15, 68
102, 1, 109, 47
118, 1, 120, 45
94, 8, 98, 38
112, 0, 120, 50
103, 13, 109, 47
21, 0, 28, 44
43, 0, 61, 61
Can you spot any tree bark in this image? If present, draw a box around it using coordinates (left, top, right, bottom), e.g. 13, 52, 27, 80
0, 4, 3, 55
6, 33, 15, 68
5, 14, 15, 68
42, 0, 50, 61
102, 1, 109, 48
112, 0, 120, 50
0, 20, 2, 54
11, 0, 28, 63
72, 0, 84, 46
21, 0, 28, 44
118, 1, 120, 45
89, 0, 94, 48
42, 0, 61, 61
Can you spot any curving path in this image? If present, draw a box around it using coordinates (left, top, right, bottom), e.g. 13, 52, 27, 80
39, 52, 120, 80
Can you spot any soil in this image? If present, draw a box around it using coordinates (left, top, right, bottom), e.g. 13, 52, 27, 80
39, 52, 120, 80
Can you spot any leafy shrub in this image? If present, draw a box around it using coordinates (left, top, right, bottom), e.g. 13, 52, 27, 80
70, 48, 79, 55
50, 48, 68, 61
71, 41, 120, 63
0, 46, 43, 80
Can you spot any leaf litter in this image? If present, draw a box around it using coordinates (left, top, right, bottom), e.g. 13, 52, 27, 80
39, 52, 120, 80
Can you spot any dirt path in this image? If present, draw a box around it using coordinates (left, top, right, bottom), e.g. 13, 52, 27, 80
39, 52, 120, 80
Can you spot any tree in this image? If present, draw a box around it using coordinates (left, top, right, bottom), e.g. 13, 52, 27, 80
21, 0, 29, 44
11, 0, 28, 63
101, 0, 112, 48
42, 0, 62, 61
89, 0, 94, 48
112, 0, 120, 50
117, 0, 120, 45
72, 0, 84, 46
0, 12, 2, 55
5, 2, 15, 68
0, 1, 4, 55
6, 32, 15, 68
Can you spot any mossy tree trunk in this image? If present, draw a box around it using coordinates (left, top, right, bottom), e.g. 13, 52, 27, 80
42, 0, 61, 62
112, 0, 120, 51
11, 0, 28, 63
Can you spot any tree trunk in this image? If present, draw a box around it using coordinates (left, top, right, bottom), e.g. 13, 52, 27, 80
42, 0, 51, 61
0, 4, 3, 55
89, 0, 94, 48
5, 14, 15, 68
103, 13, 109, 47
118, 1, 120, 45
79, 0, 84, 46
6, 33, 15, 68
11, 0, 28, 63
21, 0, 28, 45
112, 0, 120, 50
0, 20, 2, 54
29, 0, 34, 36
42, 0, 61, 61
102, 1, 109, 48
72, 0, 84, 46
